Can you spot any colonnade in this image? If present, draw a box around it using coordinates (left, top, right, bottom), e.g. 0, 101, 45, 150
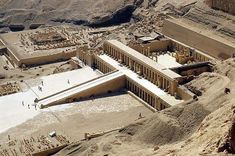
191, 50, 211, 62
126, 78, 167, 110
141, 46, 150, 57
77, 50, 89, 65
172, 41, 212, 62
77, 49, 115, 74
93, 56, 114, 74
103, 41, 177, 96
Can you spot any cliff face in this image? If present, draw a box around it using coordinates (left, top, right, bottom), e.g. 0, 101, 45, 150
0, 0, 140, 31
211, 0, 235, 15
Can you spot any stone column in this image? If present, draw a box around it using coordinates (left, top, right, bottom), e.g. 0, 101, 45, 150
147, 47, 150, 57
170, 80, 177, 96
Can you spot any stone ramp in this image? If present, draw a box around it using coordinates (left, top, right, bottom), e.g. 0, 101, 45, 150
37, 71, 125, 108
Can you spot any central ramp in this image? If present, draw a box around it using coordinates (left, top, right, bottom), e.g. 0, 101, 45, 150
37, 71, 125, 108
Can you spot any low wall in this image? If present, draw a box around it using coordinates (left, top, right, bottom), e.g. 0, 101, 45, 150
147, 39, 171, 52
4, 40, 76, 66
21, 51, 76, 66
163, 19, 235, 60
177, 86, 193, 100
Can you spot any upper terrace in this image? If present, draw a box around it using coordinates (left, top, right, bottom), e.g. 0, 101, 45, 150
104, 40, 181, 80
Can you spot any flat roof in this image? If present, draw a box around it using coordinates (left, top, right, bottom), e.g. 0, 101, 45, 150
105, 40, 181, 79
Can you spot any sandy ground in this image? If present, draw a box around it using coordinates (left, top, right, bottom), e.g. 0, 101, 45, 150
0, 66, 102, 133
0, 92, 152, 145
24, 66, 101, 98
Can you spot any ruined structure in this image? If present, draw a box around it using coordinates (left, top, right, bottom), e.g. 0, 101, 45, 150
0, 82, 20, 96
0, 134, 69, 156
0, 27, 80, 67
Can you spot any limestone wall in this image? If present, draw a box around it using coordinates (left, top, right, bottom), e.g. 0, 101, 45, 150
163, 19, 235, 60
145, 40, 171, 52
212, 0, 235, 15
9, 50, 76, 67
177, 86, 193, 101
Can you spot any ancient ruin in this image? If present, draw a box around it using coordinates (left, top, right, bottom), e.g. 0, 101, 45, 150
0, 0, 235, 155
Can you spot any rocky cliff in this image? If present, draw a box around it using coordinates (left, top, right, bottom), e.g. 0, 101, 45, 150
0, 0, 144, 31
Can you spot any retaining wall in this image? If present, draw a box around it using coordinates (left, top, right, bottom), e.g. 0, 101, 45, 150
163, 19, 235, 60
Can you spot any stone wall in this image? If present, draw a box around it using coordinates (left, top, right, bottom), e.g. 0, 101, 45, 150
129, 39, 171, 56
163, 19, 235, 60
6, 48, 77, 67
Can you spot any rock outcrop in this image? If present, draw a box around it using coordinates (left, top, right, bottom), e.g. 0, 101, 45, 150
0, 0, 143, 31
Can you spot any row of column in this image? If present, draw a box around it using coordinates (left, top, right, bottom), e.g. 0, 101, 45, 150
126, 79, 166, 110
94, 58, 113, 74
173, 41, 211, 62
104, 43, 175, 95
78, 51, 88, 65
192, 51, 210, 62
141, 46, 150, 57
173, 42, 190, 54
105, 44, 121, 62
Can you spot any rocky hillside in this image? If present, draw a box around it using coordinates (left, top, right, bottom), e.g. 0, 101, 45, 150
184, 0, 235, 40
0, 0, 140, 31
0, 0, 202, 32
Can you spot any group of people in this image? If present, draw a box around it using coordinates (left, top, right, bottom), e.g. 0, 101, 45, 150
22, 100, 37, 110
21, 79, 72, 110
